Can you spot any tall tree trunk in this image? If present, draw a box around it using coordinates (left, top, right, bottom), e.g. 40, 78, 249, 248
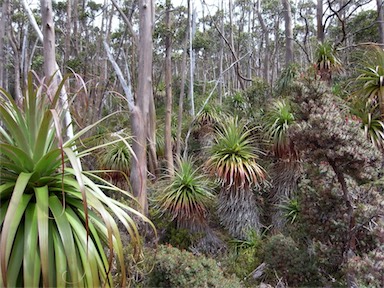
377, 0, 384, 44
0, 1, 6, 88
188, 0, 195, 117
64, 0, 71, 69
41, 0, 56, 86
317, 0, 324, 42
133, 0, 155, 215
23, 0, 77, 144
6, 1, 22, 103
256, 0, 270, 84
218, 2, 224, 104
73, 0, 79, 55
282, 0, 294, 65
176, 7, 190, 156
164, 0, 174, 177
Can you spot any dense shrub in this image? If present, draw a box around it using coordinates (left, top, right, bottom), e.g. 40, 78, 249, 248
261, 234, 319, 286
348, 245, 384, 287
147, 245, 242, 288
222, 231, 262, 287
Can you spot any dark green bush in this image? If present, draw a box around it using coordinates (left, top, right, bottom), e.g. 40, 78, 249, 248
262, 234, 318, 286
147, 245, 242, 288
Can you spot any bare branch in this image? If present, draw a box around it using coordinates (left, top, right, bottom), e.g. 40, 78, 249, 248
103, 40, 135, 112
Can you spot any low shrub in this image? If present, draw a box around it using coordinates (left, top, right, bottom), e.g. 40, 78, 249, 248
261, 234, 318, 287
147, 245, 242, 288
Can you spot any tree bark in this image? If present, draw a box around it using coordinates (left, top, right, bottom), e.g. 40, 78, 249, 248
176, 7, 190, 156
41, 0, 57, 89
136, 0, 155, 214
164, 0, 174, 177
282, 0, 294, 65
377, 0, 384, 44
188, 0, 195, 116
0, 1, 5, 88
317, 0, 324, 42
256, 0, 270, 84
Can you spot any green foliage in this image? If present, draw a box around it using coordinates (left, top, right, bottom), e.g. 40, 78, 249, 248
348, 244, 384, 287
99, 135, 132, 190
290, 79, 381, 182
0, 73, 149, 287
193, 30, 212, 51
243, 78, 270, 118
348, 10, 379, 43
278, 198, 300, 224
224, 230, 262, 284
262, 234, 318, 286
276, 63, 299, 95
156, 157, 214, 231
31, 54, 44, 71
354, 46, 384, 117
100, 136, 132, 172
315, 41, 341, 71
350, 100, 384, 150
315, 41, 342, 81
147, 245, 242, 288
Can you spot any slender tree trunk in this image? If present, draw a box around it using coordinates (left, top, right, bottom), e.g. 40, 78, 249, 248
377, 0, 384, 44
0, 1, 5, 88
317, 0, 324, 42
256, 0, 270, 84
21, 24, 29, 85
188, 0, 195, 116
176, 8, 190, 156
133, 0, 155, 215
73, 0, 79, 55
164, 0, 174, 177
41, 0, 56, 87
218, 0, 224, 104
282, 0, 294, 65
64, 0, 71, 69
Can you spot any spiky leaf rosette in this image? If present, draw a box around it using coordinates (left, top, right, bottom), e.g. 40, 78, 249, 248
0, 73, 151, 287
350, 100, 384, 151
354, 46, 384, 117
315, 41, 342, 82
206, 117, 266, 238
99, 136, 132, 189
157, 157, 214, 231
264, 99, 297, 159
207, 117, 266, 192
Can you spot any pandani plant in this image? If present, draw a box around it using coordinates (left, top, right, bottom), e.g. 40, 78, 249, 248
0, 73, 152, 287
156, 156, 214, 231
206, 117, 266, 239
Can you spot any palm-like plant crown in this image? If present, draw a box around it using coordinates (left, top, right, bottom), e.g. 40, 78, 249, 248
350, 100, 384, 150
0, 74, 148, 287
264, 99, 296, 159
355, 46, 384, 117
315, 41, 341, 71
207, 117, 265, 190
157, 157, 214, 230
315, 41, 341, 82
